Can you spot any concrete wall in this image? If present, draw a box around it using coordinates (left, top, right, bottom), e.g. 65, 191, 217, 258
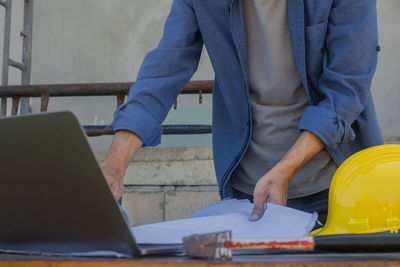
374, 1, 400, 139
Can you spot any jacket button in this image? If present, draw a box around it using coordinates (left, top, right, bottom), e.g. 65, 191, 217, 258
376, 46, 381, 52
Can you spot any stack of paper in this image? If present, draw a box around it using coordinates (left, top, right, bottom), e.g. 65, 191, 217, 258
131, 199, 317, 244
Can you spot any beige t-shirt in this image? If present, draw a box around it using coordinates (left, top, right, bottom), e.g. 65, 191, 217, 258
230, 0, 337, 199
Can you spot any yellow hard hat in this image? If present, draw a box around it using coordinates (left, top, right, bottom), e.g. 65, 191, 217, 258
312, 144, 400, 236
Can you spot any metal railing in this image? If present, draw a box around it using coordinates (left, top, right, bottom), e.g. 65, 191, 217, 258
0, 80, 214, 136
1, 0, 34, 116
0, 2, 213, 138
0, 80, 399, 142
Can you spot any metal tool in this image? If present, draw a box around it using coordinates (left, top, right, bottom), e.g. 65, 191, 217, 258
183, 231, 400, 260
183, 231, 314, 260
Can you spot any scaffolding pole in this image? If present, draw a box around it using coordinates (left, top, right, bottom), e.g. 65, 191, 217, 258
20, 0, 33, 114
1, 0, 11, 116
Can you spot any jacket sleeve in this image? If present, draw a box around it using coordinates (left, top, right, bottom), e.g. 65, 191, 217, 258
113, 0, 203, 146
299, 0, 379, 151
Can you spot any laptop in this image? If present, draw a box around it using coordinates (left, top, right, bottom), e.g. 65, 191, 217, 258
0, 111, 182, 257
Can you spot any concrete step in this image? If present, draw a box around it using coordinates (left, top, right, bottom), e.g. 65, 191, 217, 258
95, 146, 220, 226
122, 186, 220, 226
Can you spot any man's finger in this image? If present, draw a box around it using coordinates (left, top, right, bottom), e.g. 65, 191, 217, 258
249, 195, 266, 221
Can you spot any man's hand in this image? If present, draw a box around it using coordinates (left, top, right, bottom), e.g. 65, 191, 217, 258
101, 130, 143, 199
249, 164, 291, 221
249, 130, 325, 221
101, 161, 125, 199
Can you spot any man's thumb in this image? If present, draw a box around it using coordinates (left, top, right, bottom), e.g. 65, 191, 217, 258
249, 198, 266, 221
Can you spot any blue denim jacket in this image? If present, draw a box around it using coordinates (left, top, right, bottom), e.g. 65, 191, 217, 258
113, 0, 383, 198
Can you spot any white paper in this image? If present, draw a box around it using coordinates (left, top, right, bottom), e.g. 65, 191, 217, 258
3, 200, 317, 257
131, 199, 317, 244
0, 249, 130, 258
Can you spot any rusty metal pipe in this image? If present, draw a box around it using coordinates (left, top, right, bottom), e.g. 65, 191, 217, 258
385, 137, 400, 142
0, 81, 214, 98
11, 96, 21, 116
84, 124, 212, 137
40, 93, 50, 112
116, 94, 125, 107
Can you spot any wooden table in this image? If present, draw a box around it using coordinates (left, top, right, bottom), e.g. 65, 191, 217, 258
2, 252, 400, 266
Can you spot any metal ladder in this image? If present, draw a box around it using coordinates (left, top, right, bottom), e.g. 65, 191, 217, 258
0, 0, 33, 116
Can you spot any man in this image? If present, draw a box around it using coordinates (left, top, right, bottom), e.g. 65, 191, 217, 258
102, 0, 383, 223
